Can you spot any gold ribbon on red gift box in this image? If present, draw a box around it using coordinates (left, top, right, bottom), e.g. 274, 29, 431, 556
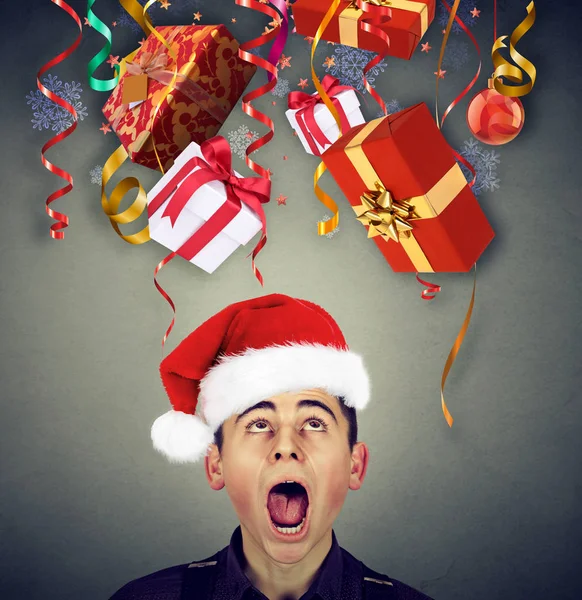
345, 118, 468, 272
338, 0, 429, 47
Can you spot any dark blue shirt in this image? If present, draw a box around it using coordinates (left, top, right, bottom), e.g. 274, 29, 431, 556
109, 526, 435, 600
212, 525, 361, 599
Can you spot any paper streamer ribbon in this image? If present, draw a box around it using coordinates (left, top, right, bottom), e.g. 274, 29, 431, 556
288, 74, 352, 156
434, 0, 482, 427
354, 0, 394, 116
235, 0, 287, 285
87, 0, 119, 91
441, 264, 477, 427
310, 0, 347, 236
148, 136, 271, 351
39, 0, 82, 239
436, 0, 478, 188
266, 0, 290, 83
492, 1, 536, 97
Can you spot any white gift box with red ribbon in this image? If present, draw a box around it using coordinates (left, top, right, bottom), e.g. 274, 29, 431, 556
147, 140, 265, 274
286, 87, 365, 156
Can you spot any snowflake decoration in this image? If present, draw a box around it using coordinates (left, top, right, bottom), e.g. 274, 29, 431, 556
26, 74, 88, 133
458, 138, 500, 195
271, 78, 291, 97
318, 215, 340, 239
116, 9, 144, 33
375, 99, 403, 118
442, 39, 470, 71
90, 165, 103, 186
438, 0, 480, 34
324, 45, 387, 93
227, 125, 260, 160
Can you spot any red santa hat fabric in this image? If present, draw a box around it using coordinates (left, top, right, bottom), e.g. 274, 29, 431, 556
151, 293, 370, 464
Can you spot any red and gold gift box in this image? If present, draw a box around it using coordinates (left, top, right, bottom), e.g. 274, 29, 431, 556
292, 0, 435, 60
321, 103, 495, 272
102, 25, 256, 171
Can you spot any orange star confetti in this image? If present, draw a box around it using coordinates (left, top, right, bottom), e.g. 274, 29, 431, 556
231, 17, 236, 23
278, 54, 292, 69
323, 56, 335, 68
262, 26, 273, 36
421, 42, 431, 53
138, 37, 147, 47
106, 54, 120, 67
83, 17, 92, 27
434, 69, 446, 79
100, 123, 111, 134
266, 168, 273, 177
193, 11, 202, 21
304, 36, 314, 45
276, 194, 287, 206
160, 0, 171, 9
269, 16, 282, 28
272, 101, 277, 105
283, 156, 288, 160
470, 7, 480, 17
298, 78, 309, 89
111, 20, 117, 27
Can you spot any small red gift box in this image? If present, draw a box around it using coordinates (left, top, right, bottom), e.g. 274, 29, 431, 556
321, 103, 495, 272
292, 0, 435, 60
102, 25, 256, 171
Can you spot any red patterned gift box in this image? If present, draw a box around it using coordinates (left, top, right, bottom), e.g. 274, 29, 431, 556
292, 0, 435, 60
321, 103, 495, 272
102, 25, 256, 171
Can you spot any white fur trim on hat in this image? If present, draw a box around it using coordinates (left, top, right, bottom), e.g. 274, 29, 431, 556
199, 343, 370, 429
151, 410, 215, 464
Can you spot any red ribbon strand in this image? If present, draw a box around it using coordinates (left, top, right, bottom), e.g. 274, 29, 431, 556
38, 0, 82, 239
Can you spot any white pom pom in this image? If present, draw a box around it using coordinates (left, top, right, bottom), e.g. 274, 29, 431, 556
151, 410, 215, 464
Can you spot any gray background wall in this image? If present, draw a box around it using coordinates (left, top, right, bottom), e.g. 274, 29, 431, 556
1, 1, 580, 599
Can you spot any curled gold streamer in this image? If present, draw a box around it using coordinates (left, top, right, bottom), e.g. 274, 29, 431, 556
441, 263, 477, 427
312, 0, 345, 236
101, 144, 150, 244
492, 1, 536, 97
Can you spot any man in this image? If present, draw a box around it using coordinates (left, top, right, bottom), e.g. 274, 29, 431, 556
109, 294, 435, 599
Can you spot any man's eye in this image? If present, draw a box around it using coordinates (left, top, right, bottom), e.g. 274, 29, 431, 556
245, 415, 329, 432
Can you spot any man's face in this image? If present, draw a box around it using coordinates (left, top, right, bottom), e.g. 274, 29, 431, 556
204, 389, 369, 564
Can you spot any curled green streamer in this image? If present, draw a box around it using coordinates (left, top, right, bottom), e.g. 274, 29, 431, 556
87, 0, 119, 91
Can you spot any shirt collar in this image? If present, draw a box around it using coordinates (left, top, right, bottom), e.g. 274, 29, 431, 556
217, 525, 346, 600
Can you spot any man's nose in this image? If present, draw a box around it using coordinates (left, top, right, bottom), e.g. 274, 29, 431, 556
268, 425, 304, 461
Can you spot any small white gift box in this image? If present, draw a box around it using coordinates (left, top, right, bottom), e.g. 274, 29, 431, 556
147, 140, 263, 274
285, 88, 365, 156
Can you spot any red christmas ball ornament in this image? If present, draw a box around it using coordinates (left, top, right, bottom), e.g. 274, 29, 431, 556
466, 78, 525, 146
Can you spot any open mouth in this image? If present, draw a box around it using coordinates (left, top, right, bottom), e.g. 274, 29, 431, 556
266, 481, 310, 538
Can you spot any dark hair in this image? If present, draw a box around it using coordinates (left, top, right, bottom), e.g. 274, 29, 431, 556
212, 396, 358, 454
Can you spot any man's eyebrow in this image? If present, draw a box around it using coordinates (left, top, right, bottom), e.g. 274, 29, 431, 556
234, 399, 338, 426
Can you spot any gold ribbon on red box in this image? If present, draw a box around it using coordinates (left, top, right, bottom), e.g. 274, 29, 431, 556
338, 0, 429, 47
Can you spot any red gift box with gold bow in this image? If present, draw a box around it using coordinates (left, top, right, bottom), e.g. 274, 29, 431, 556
321, 103, 495, 272
102, 25, 256, 171
292, 0, 435, 60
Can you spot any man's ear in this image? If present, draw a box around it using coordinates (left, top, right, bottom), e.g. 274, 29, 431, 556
204, 443, 226, 491
348, 442, 369, 491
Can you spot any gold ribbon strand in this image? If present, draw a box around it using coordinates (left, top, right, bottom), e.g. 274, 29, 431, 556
492, 1, 536, 97
312, 0, 346, 236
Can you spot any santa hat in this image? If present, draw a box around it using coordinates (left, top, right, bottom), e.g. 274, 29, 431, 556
151, 293, 370, 464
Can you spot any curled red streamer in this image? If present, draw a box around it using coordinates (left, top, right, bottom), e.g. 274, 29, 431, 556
356, 0, 393, 116
416, 273, 442, 300
438, 0, 480, 188
38, 0, 82, 239
235, 0, 286, 285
